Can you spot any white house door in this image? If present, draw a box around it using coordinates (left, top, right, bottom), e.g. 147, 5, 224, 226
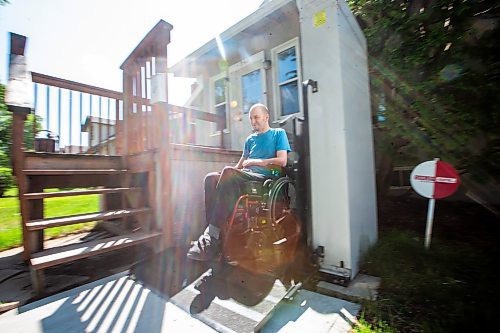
228, 51, 267, 150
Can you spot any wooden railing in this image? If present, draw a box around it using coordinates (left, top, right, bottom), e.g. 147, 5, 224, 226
31, 72, 123, 155
167, 104, 225, 147
29, 72, 225, 156
120, 20, 225, 156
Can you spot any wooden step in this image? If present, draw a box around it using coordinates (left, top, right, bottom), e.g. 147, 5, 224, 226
26, 208, 150, 231
24, 152, 124, 172
23, 187, 142, 200
30, 231, 162, 270
23, 169, 127, 176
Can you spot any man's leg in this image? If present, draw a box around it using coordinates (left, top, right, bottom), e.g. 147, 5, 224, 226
208, 167, 266, 230
188, 167, 267, 261
204, 171, 220, 225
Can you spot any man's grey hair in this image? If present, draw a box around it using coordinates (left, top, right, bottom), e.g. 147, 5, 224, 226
249, 103, 270, 115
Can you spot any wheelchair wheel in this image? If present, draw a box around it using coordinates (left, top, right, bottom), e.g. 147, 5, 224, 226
266, 177, 296, 222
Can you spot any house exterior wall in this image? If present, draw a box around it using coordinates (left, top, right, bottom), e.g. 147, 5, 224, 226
89, 123, 115, 147
337, 0, 378, 275
86, 123, 116, 155
183, 2, 301, 150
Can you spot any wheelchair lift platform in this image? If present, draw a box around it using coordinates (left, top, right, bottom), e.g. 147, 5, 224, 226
170, 268, 361, 333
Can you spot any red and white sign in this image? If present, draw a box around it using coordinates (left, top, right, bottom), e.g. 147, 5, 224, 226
410, 160, 460, 199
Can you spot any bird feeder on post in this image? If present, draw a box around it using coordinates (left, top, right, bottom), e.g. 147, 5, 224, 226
6, 33, 33, 111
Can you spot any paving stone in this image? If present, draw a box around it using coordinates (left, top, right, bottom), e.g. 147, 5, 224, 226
317, 274, 381, 302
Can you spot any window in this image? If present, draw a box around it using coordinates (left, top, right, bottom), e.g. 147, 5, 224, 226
273, 38, 301, 117
212, 76, 227, 131
241, 69, 263, 114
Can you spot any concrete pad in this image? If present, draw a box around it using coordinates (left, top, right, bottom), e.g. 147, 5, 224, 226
317, 274, 381, 302
168, 267, 290, 333
0, 271, 217, 333
260, 289, 360, 333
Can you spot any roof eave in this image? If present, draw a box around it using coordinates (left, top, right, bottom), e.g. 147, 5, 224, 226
169, 0, 294, 77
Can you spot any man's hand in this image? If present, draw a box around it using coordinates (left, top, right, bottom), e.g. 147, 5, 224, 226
243, 159, 266, 168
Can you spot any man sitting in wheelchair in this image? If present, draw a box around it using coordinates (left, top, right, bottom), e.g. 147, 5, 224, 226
187, 103, 295, 265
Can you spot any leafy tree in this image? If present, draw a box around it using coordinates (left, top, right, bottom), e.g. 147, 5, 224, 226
348, 0, 500, 195
0, 84, 11, 167
0, 84, 41, 168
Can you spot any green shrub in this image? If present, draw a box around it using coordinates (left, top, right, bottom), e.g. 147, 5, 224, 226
0, 151, 10, 168
0, 167, 14, 197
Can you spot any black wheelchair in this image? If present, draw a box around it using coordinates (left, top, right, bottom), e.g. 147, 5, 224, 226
220, 166, 302, 277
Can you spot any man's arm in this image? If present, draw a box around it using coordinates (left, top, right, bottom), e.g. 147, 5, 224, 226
242, 150, 288, 168
235, 156, 245, 169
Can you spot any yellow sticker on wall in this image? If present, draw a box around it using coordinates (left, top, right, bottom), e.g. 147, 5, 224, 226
313, 10, 327, 27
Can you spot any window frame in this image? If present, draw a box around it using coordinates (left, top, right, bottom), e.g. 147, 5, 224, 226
228, 50, 267, 116
271, 37, 303, 119
240, 67, 265, 115
209, 72, 230, 133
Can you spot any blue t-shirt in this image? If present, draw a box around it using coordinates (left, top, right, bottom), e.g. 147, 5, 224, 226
243, 128, 291, 176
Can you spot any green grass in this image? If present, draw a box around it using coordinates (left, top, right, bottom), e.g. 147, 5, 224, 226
354, 314, 396, 333
352, 198, 499, 333
0, 187, 99, 251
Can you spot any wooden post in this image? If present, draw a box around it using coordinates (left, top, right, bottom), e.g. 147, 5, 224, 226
115, 98, 122, 154
155, 54, 174, 249
119, 20, 174, 249
12, 112, 33, 260
122, 70, 131, 163
5, 33, 35, 261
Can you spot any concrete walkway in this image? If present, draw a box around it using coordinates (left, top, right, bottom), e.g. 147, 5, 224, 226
1, 271, 361, 333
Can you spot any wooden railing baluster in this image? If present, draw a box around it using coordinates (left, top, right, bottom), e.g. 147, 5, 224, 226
98, 95, 101, 154
79, 92, 83, 153
106, 98, 110, 155
46, 85, 50, 134
57, 88, 61, 146
69, 90, 72, 149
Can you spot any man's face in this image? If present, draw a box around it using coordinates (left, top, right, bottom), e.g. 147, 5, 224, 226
249, 107, 269, 133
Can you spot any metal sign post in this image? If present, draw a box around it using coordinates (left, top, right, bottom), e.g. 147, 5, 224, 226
424, 197, 436, 249
410, 158, 461, 249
